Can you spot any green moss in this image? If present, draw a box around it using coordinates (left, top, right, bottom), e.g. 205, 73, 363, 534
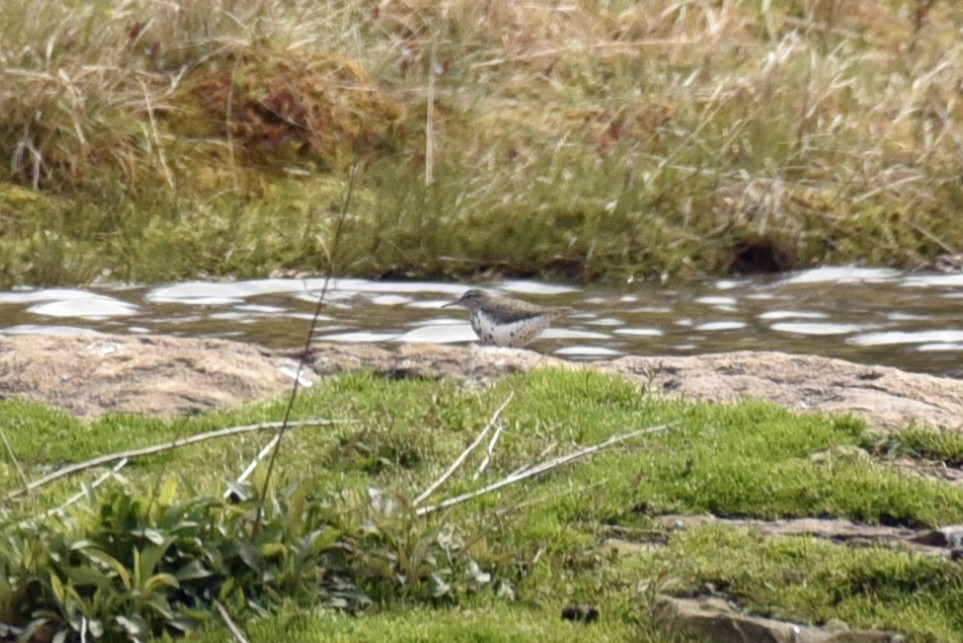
1, 369, 962, 640
228, 602, 663, 643
870, 425, 963, 467
660, 526, 963, 640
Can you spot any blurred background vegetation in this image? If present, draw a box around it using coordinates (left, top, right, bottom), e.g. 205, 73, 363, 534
0, 0, 960, 287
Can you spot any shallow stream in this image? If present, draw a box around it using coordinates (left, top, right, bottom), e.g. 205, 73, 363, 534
1, 266, 961, 376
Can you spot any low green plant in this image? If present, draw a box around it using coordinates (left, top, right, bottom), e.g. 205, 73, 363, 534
0, 475, 500, 640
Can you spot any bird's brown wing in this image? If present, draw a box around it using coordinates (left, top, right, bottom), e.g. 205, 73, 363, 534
487, 299, 573, 323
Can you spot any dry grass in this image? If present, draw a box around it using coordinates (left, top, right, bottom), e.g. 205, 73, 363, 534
1, 0, 962, 284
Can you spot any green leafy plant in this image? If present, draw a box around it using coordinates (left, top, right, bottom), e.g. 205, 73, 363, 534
0, 475, 500, 640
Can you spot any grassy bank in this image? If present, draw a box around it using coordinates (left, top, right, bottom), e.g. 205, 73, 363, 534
2, 370, 963, 641
1, 1, 962, 287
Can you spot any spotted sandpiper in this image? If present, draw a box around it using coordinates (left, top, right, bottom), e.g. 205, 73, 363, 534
442, 289, 573, 347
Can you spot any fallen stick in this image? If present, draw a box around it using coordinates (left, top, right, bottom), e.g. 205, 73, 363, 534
42, 458, 129, 520
213, 599, 250, 643
228, 433, 283, 498
0, 426, 29, 490
475, 416, 507, 479
509, 440, 557, 479
413, 391, 515, 506
6, 419, 347, 500
13, 458, 131, 529
416, 422, 677, 516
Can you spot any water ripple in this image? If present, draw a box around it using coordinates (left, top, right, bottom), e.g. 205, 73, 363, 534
0, 267, 961, 374
771, 322, 866, 336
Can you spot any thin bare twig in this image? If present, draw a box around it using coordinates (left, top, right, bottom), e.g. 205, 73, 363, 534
250, 160, 360, 538
229, 433, 281, 496
225, 61, 238, 192
139, 78, 174, 190
496, 479, 609, 518
213, 599, 250, 643
12, 459, 130, 529
509, 440, 557, 479
907, 220, 956, 255
42, 458, 129, 520
413, 391, 515, 506
474, 418, 506, 479
425, 32, 437, 186
0, 426, 29, 491
470, 40, 700, 70
416, 422, 677, 516
6, 419, 343, 500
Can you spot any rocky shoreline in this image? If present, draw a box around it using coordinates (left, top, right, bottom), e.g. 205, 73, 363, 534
3, 333, 955, 433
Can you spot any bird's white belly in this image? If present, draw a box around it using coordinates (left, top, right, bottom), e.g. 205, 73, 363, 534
471, 314, 550, 347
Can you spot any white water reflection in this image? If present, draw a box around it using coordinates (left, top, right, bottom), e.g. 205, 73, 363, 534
614, 328, 664, 337
398, 325, 475, 344
919, 343, 963, 352
3, 324, 104, 336
0, 266, 960, 373
368, 294, 411, 306
771, 322, 866, 336
29, 296, 138, 318
694, 321, 747, 331
0, 288, 108, 304
147, 279, 307, 303
325, 279, 464, 295
781, 266, 901, 284
585, 317, 625, 327
848, 330, 963, 346
758, 311, 828, 320
902, 274, 963, 287
714, 279, 751, 290
695, 296, 739, 306
543, 328, 609, 340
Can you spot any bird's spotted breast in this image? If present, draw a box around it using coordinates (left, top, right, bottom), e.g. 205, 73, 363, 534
470, 310, 553, 347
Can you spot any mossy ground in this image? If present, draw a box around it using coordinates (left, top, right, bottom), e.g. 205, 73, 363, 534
2, 370, 962, 641
2, 1, 963, 287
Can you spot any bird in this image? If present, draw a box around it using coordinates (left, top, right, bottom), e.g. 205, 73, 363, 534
442, 289, 573, 347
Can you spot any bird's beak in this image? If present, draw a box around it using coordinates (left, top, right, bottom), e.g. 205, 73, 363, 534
441, 300, 459, 308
